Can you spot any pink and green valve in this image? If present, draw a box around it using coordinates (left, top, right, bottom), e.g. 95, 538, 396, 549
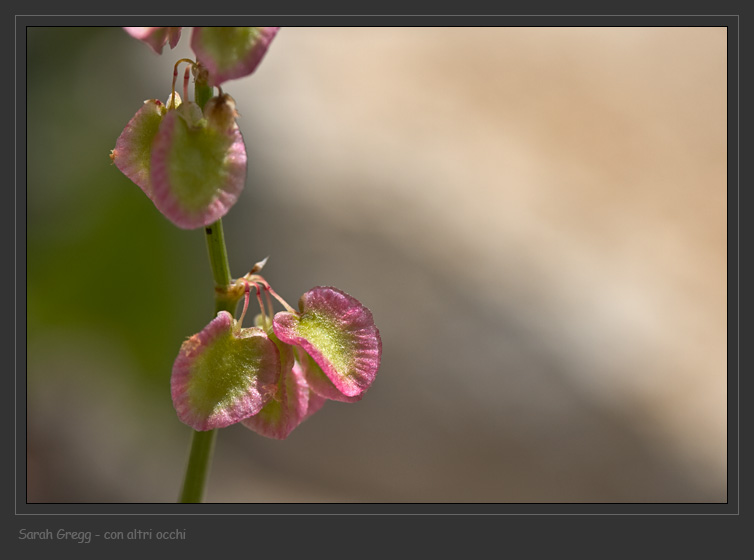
172, 278, 382, 439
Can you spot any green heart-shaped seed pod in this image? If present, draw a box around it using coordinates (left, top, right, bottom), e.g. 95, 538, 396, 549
111, 98, 169, 198
150, 96, 247, 229
171, 311, 281, 431
273, 287, 381, 400
191, 27, 280, 86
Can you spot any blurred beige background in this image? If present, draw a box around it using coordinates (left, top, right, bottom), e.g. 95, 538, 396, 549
26, 26, 727, 503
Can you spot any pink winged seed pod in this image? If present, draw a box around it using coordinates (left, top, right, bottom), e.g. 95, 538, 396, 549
171, 285, 380, 439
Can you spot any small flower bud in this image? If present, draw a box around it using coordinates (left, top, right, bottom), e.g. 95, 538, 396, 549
204, 93, 239, 133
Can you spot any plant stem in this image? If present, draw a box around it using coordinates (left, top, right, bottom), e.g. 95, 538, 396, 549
178, 429, 217, 503
204, 219, 233, 294
178, 218, 236, 503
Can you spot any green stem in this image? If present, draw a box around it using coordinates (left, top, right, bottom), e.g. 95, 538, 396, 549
204, 219, 233, 298
178, 429, 217, 503
178, 218, 237, 503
